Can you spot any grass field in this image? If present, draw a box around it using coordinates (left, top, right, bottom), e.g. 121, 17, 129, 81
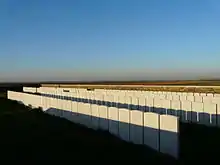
41, 84, 220, 94
0, 97, 176, 163
39, 80, 220, 93
41, 80, 220, 86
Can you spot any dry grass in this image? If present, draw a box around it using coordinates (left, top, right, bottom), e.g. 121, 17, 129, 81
41, 84, 220, 94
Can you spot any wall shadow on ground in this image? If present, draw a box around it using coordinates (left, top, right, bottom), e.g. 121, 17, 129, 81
45, 107, 178, 158
44, 106, 220, 164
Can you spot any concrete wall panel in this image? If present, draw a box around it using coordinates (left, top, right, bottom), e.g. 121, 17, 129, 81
203, 103, 217, 126
159, 94, 166, 100
212, 97, 220, 104
49, 97, 60, 117
139, 97, 146, 111
203, 96, 213, 103
187, 93, 194, 96
170, 100, 180, 117
166, 95, 173, 100
125, 96, 132, 109
31, 95, 42, 108
200, 93, 206, 97
187, 96, 194, 102
41, 96, 49, 111
181, 101, 192, 122
23, 87, 37, 93
154, 98, 165, 114
81, 103, 92, 128
180, 95, 187, 101
21, 93, 29, 106
118, 95, 125, 105
130, 110, 143, 145
160, 115, 179, 159
70, 101, 79, 123
107, 95, 114, 107
56, 96, 63, 111
72, 101, 78, 113
181, 92, 187, 96
214, 94, 220, 97
172, 95, 180, 101
91, 104, 99, 130
131, 97, 139, 110
192, 102, 203, 123
99, 106, 109, 131
58, 99, 66, 118
143, 112, 159, 151
62, 100, 72, 121
108, 107, 119, 136
77, 102, 85, 125
118, 108, 130, 142
162, 100, 171, 115
146, 97, 154, 112
195, 96, 203, 103
207, 93, 214, 97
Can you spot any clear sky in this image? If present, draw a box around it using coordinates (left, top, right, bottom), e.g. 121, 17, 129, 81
0, 0, 220, 81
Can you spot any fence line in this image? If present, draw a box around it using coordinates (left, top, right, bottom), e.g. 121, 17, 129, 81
23, 87, 220, 127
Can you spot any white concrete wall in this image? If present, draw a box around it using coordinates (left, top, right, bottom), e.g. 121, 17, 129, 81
35, 87, 220, 127
7, 90, 179, 159
8, 91, 41, 108
23, 87, 37, 93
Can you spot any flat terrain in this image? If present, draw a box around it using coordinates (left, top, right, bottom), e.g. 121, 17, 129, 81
41, 80, 220, 86
41, 80, 220, 93
2, 80, 220, 93
0, 97, 175, 163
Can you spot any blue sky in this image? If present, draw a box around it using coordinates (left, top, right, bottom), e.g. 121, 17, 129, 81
0, 0, 220, 81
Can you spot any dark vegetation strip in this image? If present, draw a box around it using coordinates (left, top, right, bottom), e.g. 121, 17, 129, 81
180, 122, 220, 163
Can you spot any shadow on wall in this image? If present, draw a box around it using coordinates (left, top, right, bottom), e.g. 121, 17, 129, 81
41, 93, 218, 127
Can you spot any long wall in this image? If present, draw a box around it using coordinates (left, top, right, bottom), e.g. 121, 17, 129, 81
23, 87, 37, 93
8, 90, 179, 159
33, 87, 220, 127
